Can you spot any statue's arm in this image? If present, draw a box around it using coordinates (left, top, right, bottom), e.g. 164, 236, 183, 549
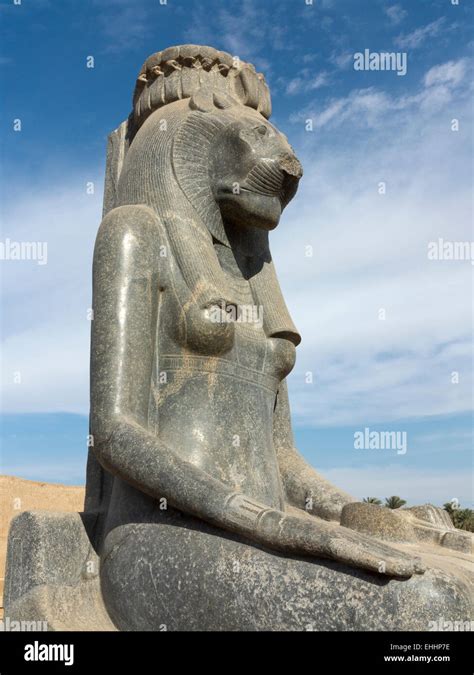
274, 379, 355, 521
90, 205, 250, 530
90, 205, 422, 578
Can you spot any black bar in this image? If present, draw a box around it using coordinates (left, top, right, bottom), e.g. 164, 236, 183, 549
0, 630, 471, 673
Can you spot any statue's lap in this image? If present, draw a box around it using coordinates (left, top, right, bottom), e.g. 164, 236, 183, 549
100, 512, 473, 631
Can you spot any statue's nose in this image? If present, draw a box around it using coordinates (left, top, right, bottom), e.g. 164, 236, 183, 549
278, 153, 302, 207
278, 153, 303, 180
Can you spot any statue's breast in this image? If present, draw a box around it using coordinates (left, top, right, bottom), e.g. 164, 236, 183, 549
232, 320, 296, 383
147, 270, 292, 504
157, 270, 296, 388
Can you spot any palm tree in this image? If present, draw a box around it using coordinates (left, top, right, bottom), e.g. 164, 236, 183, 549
385, 496, 407, 509
363, 497, 382, 505
443, 502, 474, 532
443, 501, 457, 517
455, 509, 474, 531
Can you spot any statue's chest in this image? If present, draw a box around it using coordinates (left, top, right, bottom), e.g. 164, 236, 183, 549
221, 272, 269, 372
157, 270, 296, 387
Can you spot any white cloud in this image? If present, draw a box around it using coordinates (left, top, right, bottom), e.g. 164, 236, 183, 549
329, 51, 353, 70
385, 4, 408, 26
286, 71, 329, 95
291, 57, 471, 129
415, 430, 473, 448
274, 60, 473, 427
183, 0, 271, 63
395, 17, 445, 50
1, 179, 102, 413
424, 58, 469, 88
293, 88, 392, 129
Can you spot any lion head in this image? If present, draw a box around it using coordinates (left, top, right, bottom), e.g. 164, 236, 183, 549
172, 90, 302, 249
208, 108, 302, 232
116, 49, 301, 345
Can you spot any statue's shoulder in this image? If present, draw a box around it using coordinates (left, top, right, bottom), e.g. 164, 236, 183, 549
98, 204, 161, 238
94, 205, 166, 274
95, 204, 164, 251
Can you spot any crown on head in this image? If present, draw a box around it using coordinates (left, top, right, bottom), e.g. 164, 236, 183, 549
132, 45, 272, 130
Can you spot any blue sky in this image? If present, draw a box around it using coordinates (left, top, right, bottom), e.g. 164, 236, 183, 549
0, 0, 472, 507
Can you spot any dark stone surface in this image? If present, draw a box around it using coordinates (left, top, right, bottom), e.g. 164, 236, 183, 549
4, 45, 473, 631
4, 511, 115, 630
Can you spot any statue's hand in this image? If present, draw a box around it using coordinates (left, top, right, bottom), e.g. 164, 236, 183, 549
259, 510, 425, 578
222, 495, 424, 578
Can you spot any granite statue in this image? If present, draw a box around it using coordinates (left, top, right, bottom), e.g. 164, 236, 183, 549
4, 46, 473, 631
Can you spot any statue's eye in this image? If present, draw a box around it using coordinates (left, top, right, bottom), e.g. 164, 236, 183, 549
238, 125, 271, 146
256, 125, 267, 137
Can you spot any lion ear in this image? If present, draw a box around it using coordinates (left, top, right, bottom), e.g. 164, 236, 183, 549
189, 88, 214, 112
212, 91, 240, 109
189, 87, 240, 113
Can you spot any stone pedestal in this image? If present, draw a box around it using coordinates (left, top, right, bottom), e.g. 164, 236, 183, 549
4, 511, 115, 631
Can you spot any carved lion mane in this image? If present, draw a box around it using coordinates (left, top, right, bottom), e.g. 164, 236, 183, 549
115, 45, 300, 345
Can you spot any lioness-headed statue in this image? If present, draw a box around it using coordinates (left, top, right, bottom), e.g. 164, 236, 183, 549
84, 46, 473, 631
